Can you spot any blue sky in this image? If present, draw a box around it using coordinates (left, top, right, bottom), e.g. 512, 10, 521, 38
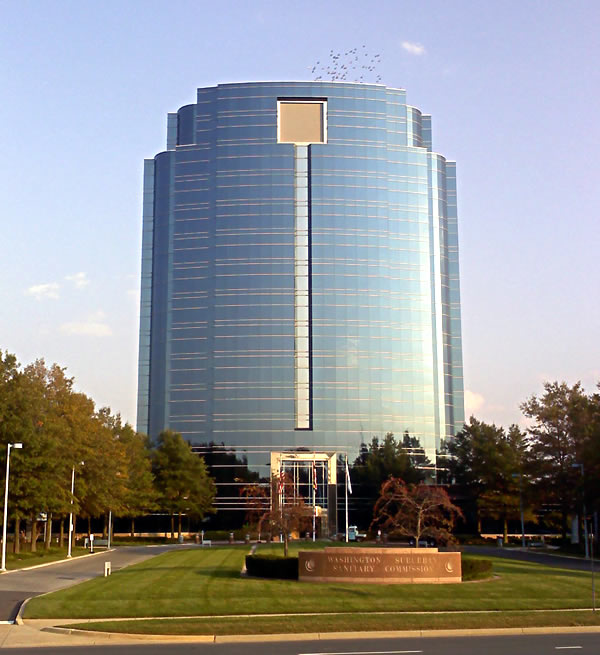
1, 0, 598, 429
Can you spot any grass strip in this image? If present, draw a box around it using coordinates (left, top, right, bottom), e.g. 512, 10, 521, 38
65, 611, 600, 635
24, 546, 598, 620
5, 546, 88, 570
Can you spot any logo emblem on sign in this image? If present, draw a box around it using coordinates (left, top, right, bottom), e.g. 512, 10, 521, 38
445, 561, 454, 573
305, 559, 315, 572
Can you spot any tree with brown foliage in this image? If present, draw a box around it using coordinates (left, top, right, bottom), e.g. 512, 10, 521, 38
259, 473, 311, 556
371, 477, 463, 546
239, 483, 269, 534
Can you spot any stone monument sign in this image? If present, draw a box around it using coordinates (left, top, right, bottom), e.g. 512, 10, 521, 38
299, 547, 461, 584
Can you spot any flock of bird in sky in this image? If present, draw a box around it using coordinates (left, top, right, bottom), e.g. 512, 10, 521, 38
312, 46, 382, 83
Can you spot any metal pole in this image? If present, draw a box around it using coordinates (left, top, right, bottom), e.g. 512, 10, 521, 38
584, 501, 590, 559
67, 465, 75, 558
1, 444, 12, 572
311, 459, 317, 542
107, 510, 112, 549
345, 454, 349, 543
591, 526, 595, 612
578, 463, 589, 559
519, 476, 525, 548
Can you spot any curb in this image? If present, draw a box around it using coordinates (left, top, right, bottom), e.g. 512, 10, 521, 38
42, 626, 215, 642
0, 548, 115, 575
14, 597, 31, 626
39, 625, 600, 643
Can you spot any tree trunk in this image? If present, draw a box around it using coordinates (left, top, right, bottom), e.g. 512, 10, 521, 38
503, 517, 508, 542
59, 518, 65, 548
45, 513, 53, 549
102, 514, 107, 539
130, 517, 135, 538
13, 517, 20, 554
178, 512, 182, 538
283, 533, 289, 557
477, 516, 482, 535
31, 516, 38, 553
170, 513, 174, 540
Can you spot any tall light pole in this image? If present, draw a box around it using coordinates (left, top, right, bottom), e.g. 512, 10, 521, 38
67, 461, 84, 558
512, 473, 526, 548
591, 521, 596, 613
573, 463, 589, 559
1, 443, 23, 572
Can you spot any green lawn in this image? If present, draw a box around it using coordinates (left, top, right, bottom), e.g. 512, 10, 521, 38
67, 611, 600, 636
3, 546, 88, 570
24, 544, 598, 625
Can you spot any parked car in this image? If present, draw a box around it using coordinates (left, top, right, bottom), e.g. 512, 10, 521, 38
408, 536, 436, 547
348, 525, 367, 542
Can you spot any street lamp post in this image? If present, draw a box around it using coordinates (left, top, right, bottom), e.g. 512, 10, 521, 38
67, 461, 84, 558
591, 523, 596, 613
573, 463, 589, 559
1, 443, 23, 572
512, 473, 526, 548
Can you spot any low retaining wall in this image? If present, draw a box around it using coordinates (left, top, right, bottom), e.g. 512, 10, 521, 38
299, 547, 461, 584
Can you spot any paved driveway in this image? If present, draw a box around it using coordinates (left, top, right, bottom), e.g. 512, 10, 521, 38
464, 545, 597, 571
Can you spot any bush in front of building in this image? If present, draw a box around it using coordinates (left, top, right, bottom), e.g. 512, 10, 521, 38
462, 558, 493, 581
245, 554, 298, 580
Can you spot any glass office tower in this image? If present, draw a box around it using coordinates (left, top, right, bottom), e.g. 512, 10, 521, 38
137, 81, 464, 488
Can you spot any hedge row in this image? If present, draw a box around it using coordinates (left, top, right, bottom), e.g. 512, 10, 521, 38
462, 557, 493, 581
245, 554, 299, 579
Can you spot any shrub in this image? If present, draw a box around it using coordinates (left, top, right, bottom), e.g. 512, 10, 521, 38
245, 554, 298, 580
462, 557, 493, 581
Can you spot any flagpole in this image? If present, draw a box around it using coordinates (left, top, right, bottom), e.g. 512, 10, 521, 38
345, 454, 349, 543
312, 457, 316, 542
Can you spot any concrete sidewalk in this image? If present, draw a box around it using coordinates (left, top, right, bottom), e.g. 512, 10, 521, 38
0, 621, 214, 647
2, 619, 600, 649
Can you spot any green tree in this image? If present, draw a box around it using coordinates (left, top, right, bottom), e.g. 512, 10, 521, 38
580, 386, 600, 531
77, 409, 129, 537
152, 430, 216, 538
351, 432, 423, 527
12, 360, 81, 552
0, 351, 32, 552
103, 414, 157, 536
446, 418, 530, 536
521, 381, 593, 539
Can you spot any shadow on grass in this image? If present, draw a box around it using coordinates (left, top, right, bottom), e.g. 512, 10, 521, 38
114, 566, 243, 580
326, 586, 371, 596
496, 562, 591, 579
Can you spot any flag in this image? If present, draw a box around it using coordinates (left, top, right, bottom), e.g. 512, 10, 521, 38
345, 457, 353, 495
312, 459, 317, 493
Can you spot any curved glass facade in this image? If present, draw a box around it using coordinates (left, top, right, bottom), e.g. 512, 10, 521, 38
137, 81, 464, 479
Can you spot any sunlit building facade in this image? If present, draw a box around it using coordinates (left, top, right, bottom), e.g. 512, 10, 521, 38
137, 81, 464, 509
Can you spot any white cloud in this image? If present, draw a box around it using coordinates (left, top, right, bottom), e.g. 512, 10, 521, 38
401, 41, 426, 56
27, 282, 60, 300
65, 272, 90, 289
464, 389, 485, 416
60, 311, 112, 337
